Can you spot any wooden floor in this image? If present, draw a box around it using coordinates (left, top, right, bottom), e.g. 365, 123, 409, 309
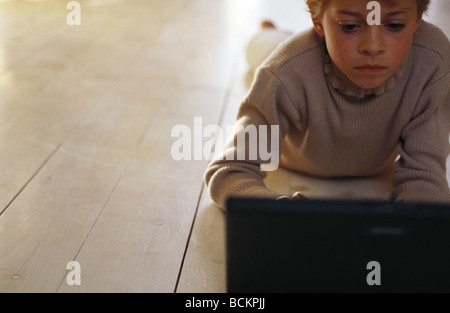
0, 0, 448, 293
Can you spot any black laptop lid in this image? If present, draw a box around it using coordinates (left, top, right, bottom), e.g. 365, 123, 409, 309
226, 198, 450, 293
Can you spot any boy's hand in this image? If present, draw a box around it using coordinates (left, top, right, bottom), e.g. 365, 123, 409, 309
292, 192, 308, 200
276, 192, 308, 201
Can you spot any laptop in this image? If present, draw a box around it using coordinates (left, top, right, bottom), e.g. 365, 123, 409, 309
226, 198, 450, 293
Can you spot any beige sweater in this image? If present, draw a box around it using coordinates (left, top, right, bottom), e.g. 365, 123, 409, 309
205, 21, 450, 209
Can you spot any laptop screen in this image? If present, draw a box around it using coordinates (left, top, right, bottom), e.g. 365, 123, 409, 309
226, 198, 450, 293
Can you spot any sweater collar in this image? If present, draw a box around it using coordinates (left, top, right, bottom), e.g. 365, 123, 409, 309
323, 54, 403, 98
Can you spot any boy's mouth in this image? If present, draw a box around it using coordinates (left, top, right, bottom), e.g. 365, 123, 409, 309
355, 64, 387, 75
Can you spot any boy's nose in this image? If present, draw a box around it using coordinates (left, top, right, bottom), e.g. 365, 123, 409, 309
359, 26, 385, 56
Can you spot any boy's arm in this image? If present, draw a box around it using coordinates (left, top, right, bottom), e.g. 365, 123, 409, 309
205, 67, 300, 209
394, 74, 450, 203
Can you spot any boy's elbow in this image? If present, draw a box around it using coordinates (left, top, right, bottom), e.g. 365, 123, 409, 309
204, 161, 228, 210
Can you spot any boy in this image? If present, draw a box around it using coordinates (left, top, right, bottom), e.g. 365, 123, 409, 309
205, 0, 450, 209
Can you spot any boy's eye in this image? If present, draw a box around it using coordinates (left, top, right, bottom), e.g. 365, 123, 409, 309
341, 24, 361, 32
385, 23, 405, 31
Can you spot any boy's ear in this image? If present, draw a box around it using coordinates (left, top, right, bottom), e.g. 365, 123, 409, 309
312, 18, 325, 37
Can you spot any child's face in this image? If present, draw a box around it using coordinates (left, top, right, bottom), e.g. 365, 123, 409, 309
314, 0, 421, 89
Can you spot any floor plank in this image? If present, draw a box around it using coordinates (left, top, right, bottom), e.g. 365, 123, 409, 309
0, 0, 163, 212
56, 87, 225, 293
176, 192, 227, 293
0, 0, 217, 292
0, 0, 242, 293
